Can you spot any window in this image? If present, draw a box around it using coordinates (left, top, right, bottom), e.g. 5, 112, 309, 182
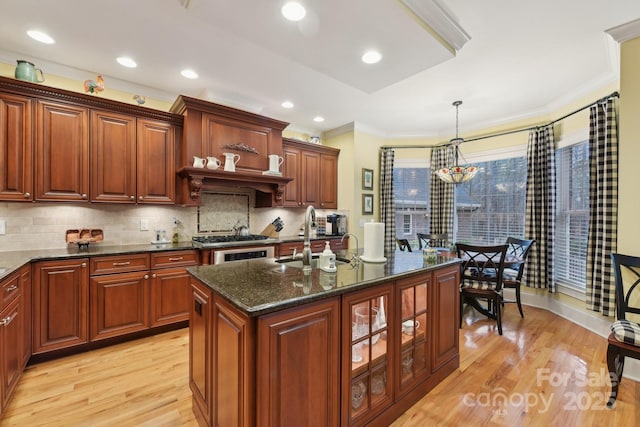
393, 164, 429, 242
455, 156, 527, 244
403, 214, 412, 234
554, 141, 589, 290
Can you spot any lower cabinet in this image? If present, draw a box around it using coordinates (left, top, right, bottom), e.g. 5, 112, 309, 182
258, 297, 340, 427
90, 270, 150, 341
33, 258, 89, 354
0, 266, 30, 416
342, 285, 393, 426
189, 263, 460, 427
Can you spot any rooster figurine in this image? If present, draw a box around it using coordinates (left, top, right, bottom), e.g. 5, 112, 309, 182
83, 75, 104, 94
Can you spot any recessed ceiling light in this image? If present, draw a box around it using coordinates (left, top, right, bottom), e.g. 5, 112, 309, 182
281, 101, 294, 109
362, 50, 382, 64
313, 116, 325, 123
181, 69, 198, 79
116, 56, 137, 68
282, 2, 306, 21
27, 30, 55, 44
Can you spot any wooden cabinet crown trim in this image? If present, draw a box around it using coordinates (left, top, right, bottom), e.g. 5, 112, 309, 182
0, 76, 183, 126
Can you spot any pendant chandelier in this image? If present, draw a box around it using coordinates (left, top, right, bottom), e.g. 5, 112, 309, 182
436, 101, 478, 184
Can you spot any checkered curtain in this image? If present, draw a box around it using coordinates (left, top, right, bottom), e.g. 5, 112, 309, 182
586, 99, 618, 316
379, 148, 396, 254
429, 146, 455, 240
524, 126, 556, 291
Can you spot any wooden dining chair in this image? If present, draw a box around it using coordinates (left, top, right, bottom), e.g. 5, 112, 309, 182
456, 243, 509, 335
417, 233, 448, 250
607, 253, 640, 408
396, 238, 412, 252
502, 237, 535, 318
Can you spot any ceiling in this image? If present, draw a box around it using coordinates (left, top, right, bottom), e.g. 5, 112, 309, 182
1, 0, 639, 139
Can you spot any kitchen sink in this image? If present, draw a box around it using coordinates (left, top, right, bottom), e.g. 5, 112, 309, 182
274, 255, 352, 269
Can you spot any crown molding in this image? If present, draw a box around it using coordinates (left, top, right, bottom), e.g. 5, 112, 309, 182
398, 0, 471, 52
606, 18, 640, 43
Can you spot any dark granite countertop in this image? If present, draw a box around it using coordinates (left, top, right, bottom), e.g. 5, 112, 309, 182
0, 242, 196, 281
188, 251, 461, 317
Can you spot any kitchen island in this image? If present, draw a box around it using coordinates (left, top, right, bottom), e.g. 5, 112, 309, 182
187, 251, 461, 427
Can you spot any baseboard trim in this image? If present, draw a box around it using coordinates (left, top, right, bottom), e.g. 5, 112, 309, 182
515, 289, 640, 382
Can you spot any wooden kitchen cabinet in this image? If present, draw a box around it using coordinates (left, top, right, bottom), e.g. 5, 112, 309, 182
150, 250, 199, 326
32, 258, 89, 354
91, 113, 176, 204
396, 273, 430, 397
258, 297, 340, 427
190, 278, 213, 427
19, 266, 31, 368
0, 268, 28, 416
0, 92, 33, 201
431, 264, 460, 372
35, 100, 89, 202
89, 270, 150, 341
136, 118, 176, 204
282, 138, 339, 209
342, 285, 393, 426
90, 110, 137, 203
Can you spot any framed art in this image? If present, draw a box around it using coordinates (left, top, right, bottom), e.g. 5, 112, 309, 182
362, 168, 373, 190
362, 193, 373, 215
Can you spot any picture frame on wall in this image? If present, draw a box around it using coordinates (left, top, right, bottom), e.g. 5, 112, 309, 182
362, 168, 374, 190
362, 193, 373, 215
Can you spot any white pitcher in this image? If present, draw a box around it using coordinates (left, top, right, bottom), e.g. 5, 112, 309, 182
223, 153, 240, 172
268, 154, 284, 172
206, 157, 221, 170
193, 156, 207, 168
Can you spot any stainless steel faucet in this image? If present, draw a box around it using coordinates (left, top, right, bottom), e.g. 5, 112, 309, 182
340, 233, 360, 266
302, 205, 317, 272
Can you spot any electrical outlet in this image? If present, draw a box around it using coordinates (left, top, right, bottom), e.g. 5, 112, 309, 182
0, 220, 5, 235
140, 219, 149, 231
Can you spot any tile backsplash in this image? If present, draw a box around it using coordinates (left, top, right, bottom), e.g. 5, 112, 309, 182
0, 190, 349, 252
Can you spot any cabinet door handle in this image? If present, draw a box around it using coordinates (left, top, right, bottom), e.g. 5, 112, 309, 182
113, 261, 131, 266
168, 257, 184, 262
144, 274, 149, 279
1, 312, 16, 326
5, 284, 18, 292
81, 194, 88, 199
152, 273, 157, 278
130, 195, 135, 200
81, 262, 87, 268
139, 196, 143, 201
24, 192, 31, 198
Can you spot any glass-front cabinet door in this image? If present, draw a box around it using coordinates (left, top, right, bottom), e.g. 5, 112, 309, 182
396, 273, 430, 396
342, 284, 393, 426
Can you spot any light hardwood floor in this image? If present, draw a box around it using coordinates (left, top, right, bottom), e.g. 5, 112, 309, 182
2, 306, 638, 426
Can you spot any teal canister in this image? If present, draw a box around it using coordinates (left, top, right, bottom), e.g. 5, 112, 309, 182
15, 60, 45, 83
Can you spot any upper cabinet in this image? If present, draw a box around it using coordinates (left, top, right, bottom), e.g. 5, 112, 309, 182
282, 138, 339, 209
0, 92, 33, 201
136, 118, 176, 204
0, 76, 182, 204
36, 100, 89, 202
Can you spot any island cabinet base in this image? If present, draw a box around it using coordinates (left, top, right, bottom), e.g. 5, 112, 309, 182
189, 262, 460, 427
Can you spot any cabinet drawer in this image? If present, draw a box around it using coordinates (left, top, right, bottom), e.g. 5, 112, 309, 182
1, 272, 21, 310
90, 253, 150, 275
151, 250, 199, 269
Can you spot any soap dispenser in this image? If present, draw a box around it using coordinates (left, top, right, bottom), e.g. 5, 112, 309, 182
320, 241, 337, 273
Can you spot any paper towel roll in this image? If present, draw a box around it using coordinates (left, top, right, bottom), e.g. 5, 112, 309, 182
361, 222, 386, 262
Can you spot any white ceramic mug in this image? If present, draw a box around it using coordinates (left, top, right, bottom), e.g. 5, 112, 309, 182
223, 153, 240, 172
206, 157, 221, 170
402, 319, 420, 336
193, 156, 207, 168
268, 154, 284, 172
